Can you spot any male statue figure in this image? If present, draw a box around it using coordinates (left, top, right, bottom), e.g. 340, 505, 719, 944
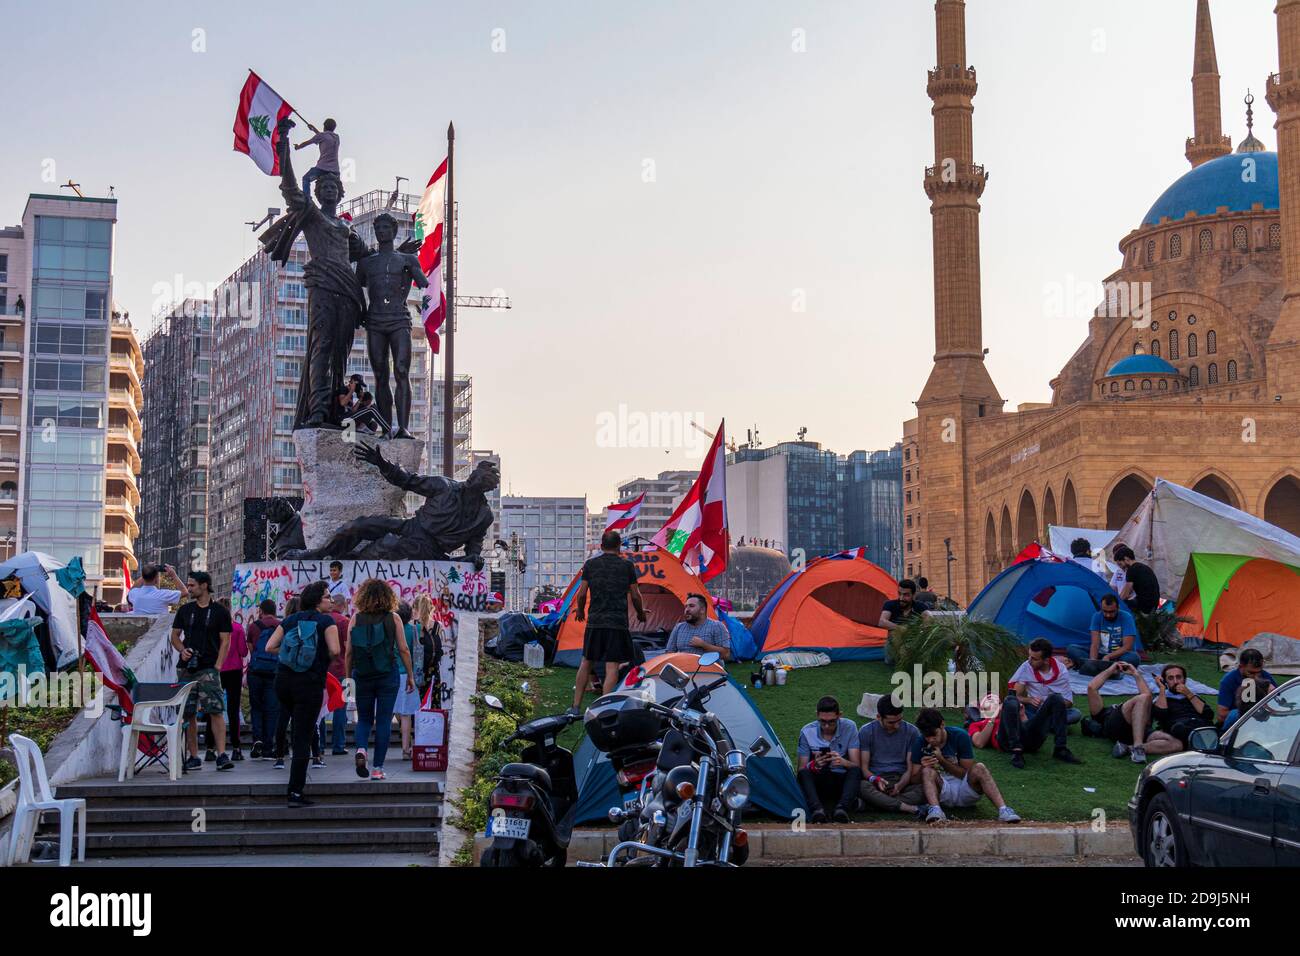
290, 444, 499, 567
354, 212, 428, 439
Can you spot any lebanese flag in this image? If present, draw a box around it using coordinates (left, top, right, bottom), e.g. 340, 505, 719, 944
122, 557, 133, 595
232, 71, 294, 175
603, 493, 645, 534
414, 158, 449, 352
84, 606, 136, 719
652, 421, 729, 581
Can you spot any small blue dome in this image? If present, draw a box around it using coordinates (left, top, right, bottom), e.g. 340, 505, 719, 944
1106, 354, 1179, 376
1143, 152, 1278, 226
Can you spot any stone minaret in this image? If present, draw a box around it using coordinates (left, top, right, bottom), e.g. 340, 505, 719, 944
914, 0, 1003, 603
1266, 0, 1300, 395
1186, 0, 1232, 167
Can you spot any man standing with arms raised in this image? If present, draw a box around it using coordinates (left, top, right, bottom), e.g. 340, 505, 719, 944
570, 531, 646, 712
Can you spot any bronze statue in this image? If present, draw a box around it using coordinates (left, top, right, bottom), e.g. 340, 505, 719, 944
353, 212, 428, 439
288, 444, 500, 568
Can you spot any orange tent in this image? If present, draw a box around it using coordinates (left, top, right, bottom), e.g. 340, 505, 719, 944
552, 548, 719, 666
748, 553, 898, 660
1176, 553, 1300, 646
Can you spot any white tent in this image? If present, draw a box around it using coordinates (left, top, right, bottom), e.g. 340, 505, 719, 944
0, 551, 79, 668
1047, 525, 1119, 577
1112, 479, 1300, 601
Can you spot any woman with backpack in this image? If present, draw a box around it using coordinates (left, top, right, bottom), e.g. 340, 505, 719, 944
245, 599, 282, 760
346, 578, 415, 780
263, 581, 341, 807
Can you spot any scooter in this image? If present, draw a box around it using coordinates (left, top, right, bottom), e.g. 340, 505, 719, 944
479, 695, 582, 867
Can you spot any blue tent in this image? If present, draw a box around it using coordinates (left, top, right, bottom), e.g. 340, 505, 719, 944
571, 673, 804, 824
966, 559, 1121, 649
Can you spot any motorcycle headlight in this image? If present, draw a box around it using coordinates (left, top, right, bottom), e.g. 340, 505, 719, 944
720, 774, 751, 810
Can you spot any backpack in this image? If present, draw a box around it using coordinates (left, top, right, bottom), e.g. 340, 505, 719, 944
352, 614, 397, 679
279, 617, 320, 673
248, 618, 280, 675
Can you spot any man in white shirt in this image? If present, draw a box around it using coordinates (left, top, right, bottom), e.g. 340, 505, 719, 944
326, 561, 349, 604
127, 564, 184, 615
1001, 638, 1083, 769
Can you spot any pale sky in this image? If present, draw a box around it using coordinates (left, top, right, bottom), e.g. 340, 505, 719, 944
1, 0, 1279, 505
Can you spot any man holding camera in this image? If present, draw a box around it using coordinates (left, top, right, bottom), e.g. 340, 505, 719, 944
170, 571, 235, 772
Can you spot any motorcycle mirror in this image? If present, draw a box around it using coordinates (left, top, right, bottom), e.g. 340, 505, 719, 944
481, 694, 505, 711
749, 735, 772, 758
697, 651, 721, 668
659, 663, 690, 690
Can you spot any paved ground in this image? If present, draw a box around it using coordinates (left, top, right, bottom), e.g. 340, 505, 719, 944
70, 852, 435, 868
757, 854, 1141, 867
81, 749, 446, 789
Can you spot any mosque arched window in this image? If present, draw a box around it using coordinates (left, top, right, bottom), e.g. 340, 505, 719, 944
1110, 381, 1119, 393
1233, 225, 1249, 251
1168, 330, 1179, 359
1208, 363, 1219, 385
1151, 339, 1161, 358
1227, 360, 1238, 382
1141, 379, 1152, 390
1206, 330, 1216, 354
1188, 332, 1198, 357
1125, 380, 1135, 391
1200, 229, 1214, 253
1158, 379, 1169, 391
1133, 341, 1143, 355
1170, 234, 1182, 258
1189, 365, 1200, 386
1146, 240, 1156, 263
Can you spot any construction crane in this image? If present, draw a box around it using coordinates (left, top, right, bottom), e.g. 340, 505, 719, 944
245, 207, 281, 232
689, 420, 738, 452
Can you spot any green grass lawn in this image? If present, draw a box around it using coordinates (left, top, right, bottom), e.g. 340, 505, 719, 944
528, 650, 1225, 825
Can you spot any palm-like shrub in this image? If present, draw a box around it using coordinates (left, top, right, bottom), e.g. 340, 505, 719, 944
888, 614, 1025, 684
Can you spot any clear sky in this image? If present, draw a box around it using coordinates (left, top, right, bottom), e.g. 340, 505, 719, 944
0, 0, 1279, 505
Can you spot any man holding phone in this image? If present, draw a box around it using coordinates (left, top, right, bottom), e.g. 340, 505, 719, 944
795, 696, 862, 824
1153, 663, 1214, 749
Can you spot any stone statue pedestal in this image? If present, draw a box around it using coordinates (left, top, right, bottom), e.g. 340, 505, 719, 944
293, 429, 424, 551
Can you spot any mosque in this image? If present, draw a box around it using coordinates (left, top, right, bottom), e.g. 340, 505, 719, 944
902, 0, 1300, 602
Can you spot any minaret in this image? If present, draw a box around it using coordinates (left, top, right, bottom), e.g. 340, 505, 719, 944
1186, 0, 1232, 167
1265, 0, 1300, 395
914, 0, 1003, 604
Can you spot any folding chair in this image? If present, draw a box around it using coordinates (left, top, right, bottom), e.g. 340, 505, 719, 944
6, 733, 86, 867
117, 681, 197, 782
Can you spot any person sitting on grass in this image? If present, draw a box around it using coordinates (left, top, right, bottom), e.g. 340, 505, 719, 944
965, 693, 1004, 751
1149, 662, 1213, 754
910, 708, 1020, 825
857, 696, 926, 816
1067, 594, 1140, 674
1003, 638, 1083, 769
795, 696, 861, 824
1217, 648, 1276, 730
1082, 660, 1159, 763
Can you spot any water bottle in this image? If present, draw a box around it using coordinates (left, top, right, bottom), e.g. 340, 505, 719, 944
523, 641, 544, 669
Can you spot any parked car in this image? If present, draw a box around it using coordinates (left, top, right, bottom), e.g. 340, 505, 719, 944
1129, 676, 1300, 867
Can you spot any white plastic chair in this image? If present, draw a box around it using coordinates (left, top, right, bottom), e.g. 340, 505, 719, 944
5, 733, 86, 867
117, 681, 197, 782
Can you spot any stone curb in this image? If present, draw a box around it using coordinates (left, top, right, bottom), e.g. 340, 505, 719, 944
472, 824, 1136, 864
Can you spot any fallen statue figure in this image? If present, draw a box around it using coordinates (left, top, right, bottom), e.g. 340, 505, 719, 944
288, 444, 499, 568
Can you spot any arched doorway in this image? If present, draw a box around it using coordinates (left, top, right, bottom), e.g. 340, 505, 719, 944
999, 506, 1014, 567
1042, 486, 1058, 533
1106, 474, 1152, 529
1062, 479, 1078, 527
1191, 473, 1239, 509
984, 512, 998, 578
1016, 490, 1038, 552
1264, 475, 1300, 536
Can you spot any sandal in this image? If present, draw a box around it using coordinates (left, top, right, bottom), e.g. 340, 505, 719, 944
402, 749, 412, 760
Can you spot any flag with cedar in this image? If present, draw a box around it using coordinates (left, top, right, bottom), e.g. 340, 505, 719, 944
232, 71, 294, 175
652, 421, 730, 581
603, 492, 645, 534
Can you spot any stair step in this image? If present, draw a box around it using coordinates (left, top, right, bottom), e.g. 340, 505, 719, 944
82, 827, 439, 855
59, 780, 442, 800
87, 803, 440, 827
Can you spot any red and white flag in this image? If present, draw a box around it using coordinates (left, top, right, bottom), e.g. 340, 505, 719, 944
84, 606, 135, 718
414, 158, 449, 352
232, 71, 294, 175
652, 421, 730, 581
121, 557, 133, 595
603, 493, 645, 534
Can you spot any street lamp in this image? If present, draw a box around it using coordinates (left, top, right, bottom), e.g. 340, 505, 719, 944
943, 537, 956, 603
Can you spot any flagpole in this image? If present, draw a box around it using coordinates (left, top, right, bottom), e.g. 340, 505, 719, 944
442, 122, 456, 477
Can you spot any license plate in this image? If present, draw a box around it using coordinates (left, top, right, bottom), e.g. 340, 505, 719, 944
623, 794, 640, 813
488, 814, 531, 840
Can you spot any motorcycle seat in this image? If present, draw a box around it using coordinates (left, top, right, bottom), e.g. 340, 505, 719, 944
501, 762, 552, 791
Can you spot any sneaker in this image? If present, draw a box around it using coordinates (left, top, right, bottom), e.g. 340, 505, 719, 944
354, 749, 369, 779
332, 748, 349, 756
926, 805, 948, 824
273, 758, 285, 770
370, 768, 386, 780
232, 749, 244, 762
183, 755, 202, 772
287, 793, 316, 808
1111, 742, 1131, 758
250, 741, 264, 760
1130, 745, 1147, 764
1053, 748, 1083, 765
810, 809, 828, 825
832, 807, 851, 824
310, 757, 326, 769
1010, 751, 1026, 770
998, 805, 1022, 824
216, 753, 234, 771
205, 749, 216, 763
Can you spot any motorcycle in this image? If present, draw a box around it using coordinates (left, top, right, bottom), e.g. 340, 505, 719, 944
479, 695, 583, 867
587, 652, 771, 867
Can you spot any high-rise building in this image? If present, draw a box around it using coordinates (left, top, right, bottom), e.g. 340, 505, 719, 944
468, 448, 501, 544
841, 445, 904, 580
498, 495, 588, 599
603, 470, 698, 545
727, 441, 840, 559
0, 193, 142, 602
207, 188, 435, 594
431, 374, 472, 479
138, 299, 212, 577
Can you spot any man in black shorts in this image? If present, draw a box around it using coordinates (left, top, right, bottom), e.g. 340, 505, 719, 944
1151, 662, 1213, 753
1083, 660, 1155, 764
570, 531, 645, 711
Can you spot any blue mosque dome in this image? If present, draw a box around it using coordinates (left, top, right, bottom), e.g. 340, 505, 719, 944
1105, 354, 1179, 377
1142, 151, 1278, 226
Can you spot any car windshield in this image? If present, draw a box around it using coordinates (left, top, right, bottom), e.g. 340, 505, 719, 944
1227, 685, 1300, 763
